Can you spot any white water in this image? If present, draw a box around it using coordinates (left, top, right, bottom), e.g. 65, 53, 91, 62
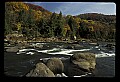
17, 45, 115, 58
73, 73, 92, 77
17, 49, 36, 54
47, 48, 91, 56
17, 48, 91, 56
26, 52, 34, 55
96, 51, 115, 58
40, 57, 69, 61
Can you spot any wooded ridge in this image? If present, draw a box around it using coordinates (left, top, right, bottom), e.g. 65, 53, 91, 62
5, 2, 116, 41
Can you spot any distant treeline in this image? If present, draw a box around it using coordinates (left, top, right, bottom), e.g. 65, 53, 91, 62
5, 2, 116, 40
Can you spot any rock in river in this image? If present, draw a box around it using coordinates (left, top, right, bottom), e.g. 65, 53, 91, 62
46, 57, 64, 74
65, 45, 74, 49
6, 46, 19, 52
70, 52, 96, 72
26, 62, 55, 77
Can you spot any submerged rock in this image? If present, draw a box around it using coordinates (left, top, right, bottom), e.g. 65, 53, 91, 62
46, 57, 64, 74
105, 43, 115, 49
70, 52, 96, 72
65, 45, 74, 49
26, 62, 55, 77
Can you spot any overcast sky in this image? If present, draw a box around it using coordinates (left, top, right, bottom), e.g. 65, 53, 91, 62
25, 2, 116, 16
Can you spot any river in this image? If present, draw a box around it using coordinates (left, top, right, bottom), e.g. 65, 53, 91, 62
4, 41, 115, 77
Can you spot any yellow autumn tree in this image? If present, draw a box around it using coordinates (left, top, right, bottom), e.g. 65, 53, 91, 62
32, 10, 42, 21
63, 24, 71, 37
6, 2, 29, 12
16, 22, 22, 31
74, 17, 81, 29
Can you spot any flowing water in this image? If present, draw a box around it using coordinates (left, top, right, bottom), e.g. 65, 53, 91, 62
4, 41, 115, 77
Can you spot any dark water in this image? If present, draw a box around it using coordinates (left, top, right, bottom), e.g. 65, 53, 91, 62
4, 42, 115, 77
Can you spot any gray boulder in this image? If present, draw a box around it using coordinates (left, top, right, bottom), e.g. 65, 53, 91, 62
26, 62, 55, 77
6, 46, 19, 52
46, 57, 64, 74
70, 52, 96, 72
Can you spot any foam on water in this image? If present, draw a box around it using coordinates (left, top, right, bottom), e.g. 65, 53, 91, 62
26, 52, 34, 55
17, 52, 26, 54
36, 43, 47, 45
40, 57, 69, 61
96, 51, 115, 58
19, 49, 35, 52
17, 46, 115, 57
95, 46, 99, 48
42, 48, 91, 56
17, 49, 36, 54
73, 73, 92, 77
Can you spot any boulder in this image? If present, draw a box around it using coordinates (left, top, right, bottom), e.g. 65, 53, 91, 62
70, 52, 96, 72
65, 45, 74, 49
46, 57, 64, 74
62, 58, 87, 76
6, 46, 19, 52
66, 64, 87, 76
26, 62, 55, 77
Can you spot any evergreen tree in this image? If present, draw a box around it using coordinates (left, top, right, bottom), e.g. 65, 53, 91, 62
55, 11, 64, 37
68, 16, 76, 37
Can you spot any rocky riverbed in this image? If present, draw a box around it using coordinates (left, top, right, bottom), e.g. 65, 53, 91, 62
4, 41, 115, 77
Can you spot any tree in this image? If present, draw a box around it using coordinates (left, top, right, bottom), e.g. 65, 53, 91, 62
54, 11, 65, 37
68, 16, 76, 38
49, 12, 58, 37
79, 20, 90, 38
5, 2, 18, 34
63, 24, 71, 37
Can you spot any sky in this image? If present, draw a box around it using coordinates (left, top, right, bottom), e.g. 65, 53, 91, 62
25, 2, 116, 16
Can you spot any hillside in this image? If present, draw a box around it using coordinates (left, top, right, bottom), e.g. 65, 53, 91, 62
5, 2, 116, 41
25, 3, 49, 12
77, 13, 116, 24
24, 3, 52, 17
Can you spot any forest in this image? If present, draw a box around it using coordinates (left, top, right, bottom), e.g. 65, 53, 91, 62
5, 2, 116, 41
